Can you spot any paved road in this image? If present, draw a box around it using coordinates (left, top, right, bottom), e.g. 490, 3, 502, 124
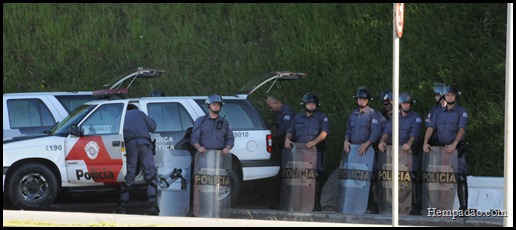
3, 178, 505, 227
3, 210, 393, 227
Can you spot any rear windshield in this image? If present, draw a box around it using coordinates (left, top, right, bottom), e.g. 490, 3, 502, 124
55, 95, 96, 113
195, 99, 267, 131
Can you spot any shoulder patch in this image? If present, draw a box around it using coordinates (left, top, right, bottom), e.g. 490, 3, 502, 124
324, 117, 329, 122
284, 115, 291, 120
416, 117, 422, 123
462, 112, 468, 118
372, 118, 378, 124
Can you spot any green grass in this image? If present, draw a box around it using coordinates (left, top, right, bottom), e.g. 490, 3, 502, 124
2, 3, 508, 176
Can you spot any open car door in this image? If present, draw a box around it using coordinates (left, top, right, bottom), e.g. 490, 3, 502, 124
93, 67, 165, 98
236, 71, 308, 98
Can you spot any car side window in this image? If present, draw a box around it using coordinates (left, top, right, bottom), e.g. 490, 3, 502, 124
147, 102, 193, 132
7, 99, 55, 129
195, 99, 264, 131
81, 103, 124, 135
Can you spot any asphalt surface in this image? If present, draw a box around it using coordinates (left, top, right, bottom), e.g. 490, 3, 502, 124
2, 178, 506, 227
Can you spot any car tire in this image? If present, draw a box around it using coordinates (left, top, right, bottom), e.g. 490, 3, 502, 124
6, 162, 59, 210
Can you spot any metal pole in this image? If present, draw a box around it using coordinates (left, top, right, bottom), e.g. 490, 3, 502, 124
503, 3, 513, 228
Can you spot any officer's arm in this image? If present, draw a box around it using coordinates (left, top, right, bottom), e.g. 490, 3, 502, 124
451, 128, 466, 148
406, 136, 416, 147
312, 130, 328, 145
423, 127, 433, 145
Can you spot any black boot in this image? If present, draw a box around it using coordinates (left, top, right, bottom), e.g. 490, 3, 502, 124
457, 174, 468, 212
368, 181, 379, 214
118, 183, 130, 214
410, 179, 421, 215
313, 178, 322, 211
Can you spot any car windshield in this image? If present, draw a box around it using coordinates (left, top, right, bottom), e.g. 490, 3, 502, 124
50, 104, 96, 136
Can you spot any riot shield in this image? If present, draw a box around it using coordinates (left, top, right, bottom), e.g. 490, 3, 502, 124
280, 143, 317, 212
377, 145, 413, 214
152, 132, 192, 217
336, 144, 375, 214
422, 146, 458, 212
193, 150, 232, 218
156, 150, 191, 216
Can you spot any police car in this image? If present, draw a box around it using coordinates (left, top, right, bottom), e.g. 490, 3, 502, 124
3, 91, 96, 140
3, 69, 307, 210
2, 68, 158, 140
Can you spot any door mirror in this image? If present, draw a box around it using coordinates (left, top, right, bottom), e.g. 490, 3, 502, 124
69, 124, 80, 137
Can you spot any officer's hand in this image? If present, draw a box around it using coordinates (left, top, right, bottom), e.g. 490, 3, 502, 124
378, 142, 386, 152
444, 144, 456, 154
284, 139, 293, 149
358, 143, 368, 155
222, 147, 230, 155
344, 141, 350, 153
423, 143, 431, 153
402, 143, 411, 152
306, 141, 316, 149
197, 146, 206, 154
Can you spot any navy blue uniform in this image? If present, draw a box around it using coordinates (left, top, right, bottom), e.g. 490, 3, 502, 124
190, 115, 235, 150
383, 110, 422, 174
345, 107, 381, 145
382, 110, 422, 145
425, 104, 442, 145
120, 109, 157, 207
272, 104, 296, 160
287, 110, 329, 171
427, 104, 468, 173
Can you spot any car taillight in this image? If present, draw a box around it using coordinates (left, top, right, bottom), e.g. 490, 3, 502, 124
266, 134, 272, 153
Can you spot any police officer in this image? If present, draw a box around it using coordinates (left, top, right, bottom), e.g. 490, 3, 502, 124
380, 90, 393, 114
284, 92, 329, 211
266, 95, 296, 210
422, 85, 469, 211
378, 92, 422, 215
425, 82, 447, 145
267, 95, 296, 162
343, 86, 381, 214
119, 104, 158, 215
191, 94, 235, 156
379, 89, 393, 128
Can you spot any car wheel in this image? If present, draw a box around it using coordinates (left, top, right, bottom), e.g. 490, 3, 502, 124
6, 162, 59, 210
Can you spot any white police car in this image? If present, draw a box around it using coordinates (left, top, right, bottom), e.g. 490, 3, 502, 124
3, 69, 307, 210
2, 68, 160, 140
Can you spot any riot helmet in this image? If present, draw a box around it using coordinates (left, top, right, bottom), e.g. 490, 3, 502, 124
399, 92, 414, 113
442, 85, 461, 105
380, 89, 393, 102
205, 94, 224, 106
354, 86, 372, 109
442, 85, 460, 98
433, 83, 446, 96
353, 86, 372, 100
399, 92, 415, 104
300, 92, 320, 107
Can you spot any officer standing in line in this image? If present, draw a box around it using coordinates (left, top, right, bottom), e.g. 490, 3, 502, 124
266, 95, 296, 210
284, 92, 329, 211
425, 82, 447, 145
378, 92, 422, 215
379, 89, 394, 130
422, 85, 469, 211
343, 86, 381, 214
119, 104, 158, 215
191, 94, 235, 156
